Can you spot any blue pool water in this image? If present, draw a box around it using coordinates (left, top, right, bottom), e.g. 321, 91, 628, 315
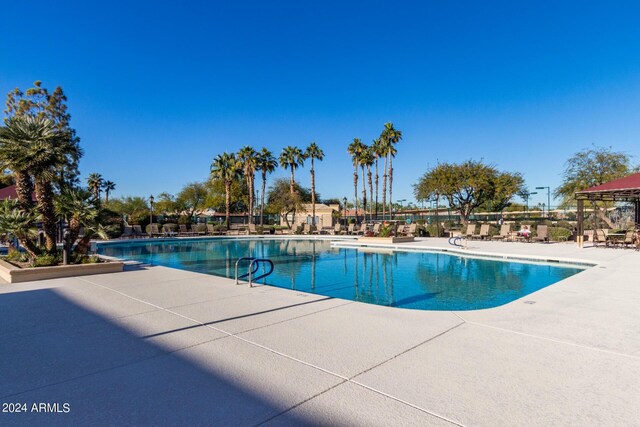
98, 238, 586, 311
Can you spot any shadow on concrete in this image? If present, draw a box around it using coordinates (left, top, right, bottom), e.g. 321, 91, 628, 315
0, 288, 327, 426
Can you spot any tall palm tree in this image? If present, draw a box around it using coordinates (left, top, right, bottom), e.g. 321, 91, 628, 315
237, 146, 258, 224
256, 148, 277, 226
372, 138, 385, 219
0, 199, 39, 259
0, 118, 36, 211
86, 173, 103, 201
55, 187, 101, 260
347, 138, 366, 221
361, 147, 375, 222
211, 152, 241, 228
305, 142, 324, 226
381, 122, 402, 218
358, 143, 370, 220
279, 146, 306, 195
103, 180, 116, 203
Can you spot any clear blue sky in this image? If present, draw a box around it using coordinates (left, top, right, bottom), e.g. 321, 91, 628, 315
2, 1, 640, 208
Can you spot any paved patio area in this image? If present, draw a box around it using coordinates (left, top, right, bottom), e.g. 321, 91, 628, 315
1, 238, 639, 426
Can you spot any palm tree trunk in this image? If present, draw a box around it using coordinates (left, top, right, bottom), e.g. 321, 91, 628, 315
311, 158, 316, 226
15, 171, 34, 211
374, 159, 379, 220
361, 164, 367, 221
367, 166, 373, 223
388, 154, 394, 219
353, 166, 358, 222
105, 191, 110, 204
225, 180, 231, 228
34, 178, 57, 253
382, 156, 388, 219
248, 174, 254, 225
261, 172, 266, 226
290, 168, 295, 195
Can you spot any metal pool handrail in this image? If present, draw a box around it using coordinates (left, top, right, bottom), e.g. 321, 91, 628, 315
234, 257, 275, 287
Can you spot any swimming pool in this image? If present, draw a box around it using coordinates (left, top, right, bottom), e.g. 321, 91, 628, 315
98, 238, 586, 311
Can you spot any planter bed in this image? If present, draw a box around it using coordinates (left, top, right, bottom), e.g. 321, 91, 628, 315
0, 258, 124, 284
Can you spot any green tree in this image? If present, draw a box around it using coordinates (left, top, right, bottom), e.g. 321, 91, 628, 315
238, 146, 258, 224
4, 81, 82, 188
371, 138, 385, 218
305, 142, 324, 225
106, 196, 149, 225
380, 122, 402, 218
256, 148, 277, 226
55, 188, 107, 259
103, 180, 116, 203
0, 199, 40, 259
86, 173, 103, 201
347, 138, 366, 220
414, 160, 524, 225
211, 152, 242, 228
361, 147, 375, 221
266, 178, 311, 229
279, 146, 306, 195
152, 192, 177, 216
176, 182, 209, 220
555, 146, 633, 208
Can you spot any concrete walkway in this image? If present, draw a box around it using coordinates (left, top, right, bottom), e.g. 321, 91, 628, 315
1, 238, 639, 426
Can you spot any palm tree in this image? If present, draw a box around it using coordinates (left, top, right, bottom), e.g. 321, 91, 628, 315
0, 118, 36, 211
347, 138, 366, 221
305, 142, 324, 226
0, 199, 40, 259
361, 147, 375, 222
381, 122, 402, 218
237, 146, 258, 224
358, 143, 370, 220
86, 173, 103, 201
279, 146, 306, 195
256, 148, 277, 226
103, 180, 116, 203
55, 187, 105, 260
372, 138, 385, 219
211, 153, 241, 228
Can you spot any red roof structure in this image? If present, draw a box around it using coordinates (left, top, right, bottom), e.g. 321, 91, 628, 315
0, 185, 18, 200
575, 172, 640, 202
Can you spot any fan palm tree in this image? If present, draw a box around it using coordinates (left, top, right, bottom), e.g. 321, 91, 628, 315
372, 138, 385, 219
256, 148, 277, 226
211, 153, 241, 228
0, 199, 40, 259
358, 143, 370, 220
237, 146, 258, 224
381, 122, 402, 218
361, 147, 375, 222
279, 146, 306, 195
103, 180, 116, 203
305, 142, 324, 225
347, 138, 366, 221
0, 118, 37, 211
86, 173, 103, 201
55, 187, 106, 259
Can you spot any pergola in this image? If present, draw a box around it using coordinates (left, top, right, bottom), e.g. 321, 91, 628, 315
574, 172, 640, 246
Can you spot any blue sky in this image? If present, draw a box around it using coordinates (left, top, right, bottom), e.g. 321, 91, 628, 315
2, 1, 640, 208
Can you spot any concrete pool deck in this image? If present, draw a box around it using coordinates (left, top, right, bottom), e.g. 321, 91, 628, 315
1, 237, 639, 425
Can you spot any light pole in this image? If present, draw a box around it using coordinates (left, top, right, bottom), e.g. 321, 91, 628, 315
343, 197, 347, 225
524, 191, 537, 219
149, 195, 154, 229
397, 199, 406, 220
536, 186, 550, 219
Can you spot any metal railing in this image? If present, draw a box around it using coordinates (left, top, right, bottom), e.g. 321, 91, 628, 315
234, 257, 274, 287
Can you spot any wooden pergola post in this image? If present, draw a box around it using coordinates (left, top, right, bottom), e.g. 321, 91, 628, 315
576, 198, 584, 247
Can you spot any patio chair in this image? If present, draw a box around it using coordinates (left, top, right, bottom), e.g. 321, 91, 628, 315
354, 223, 367, 235
132, 225, 148, 238
120, 226, 134, 239
593, 229, 608, 247
346, 224, 355, 235
149, 224, 163, 238
471, 224, 490, 240
162, 224, 176, 237
333, 224, 343, 235
248, 224, 259, 235
515, 225, 533, 242
621, 229, 636, 248
372, 223, 381, 236
492, 224, 512, 241
402, 223, 417, 237
532, 225, 549, 243
465, 223, 476, 239
206, 224, 216, 235
178, 224, 193, 236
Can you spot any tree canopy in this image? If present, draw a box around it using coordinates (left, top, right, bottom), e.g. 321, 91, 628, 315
414, 160, 525, 224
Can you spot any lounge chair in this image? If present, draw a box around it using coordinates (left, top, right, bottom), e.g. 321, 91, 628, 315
471, 224, 489, 240
149, 224, 163, 238
354, 223, 367, 236
132, 225, 148, 238
372, 223, 381, 236
401, 223, 417, 237
332, 224, 343, 235
206, 223, 216, 235
532, 225, 549, 243
346, 224, 355, 235
248, 224, 259, 235
515, 225, 532, 242
621, 229, 636, 248
120, 226, 134, 239
464, 223, 476, 239
178, 224, 193, 236
492, 224, 512, 241
162, 224, 176, 237
593, 229, 608, 247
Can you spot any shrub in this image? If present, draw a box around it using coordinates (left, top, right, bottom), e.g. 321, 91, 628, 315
379, 224, 393, 237
549, 226, 572, 241
6, 249, 28, 263
32, 253, 61, 267
78, 255, 101, 264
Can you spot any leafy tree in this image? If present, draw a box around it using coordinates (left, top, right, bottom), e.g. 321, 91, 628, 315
106, 196, 149, 225
87, 173, 103, 201
152, 192, 177, 215
206, 176, 247, 214
414, 160, 524, 225
0, 199, 40, 259
176, 182, 208, 220
4, 81, 82, 188
279, 146, 305, 195
256, 148, 277, 226
380, 122, 402, 218
238, 146, 258, 224
103, 180, 116, 203
555, 146, 633, 208
305, 142, 324, 224
266, 178, 311, 229
211, 152, 242, 228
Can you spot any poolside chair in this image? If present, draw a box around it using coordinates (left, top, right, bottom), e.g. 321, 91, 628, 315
120, 226, 134, 239
206, 223, 216, 235
515, 225, 533, 242
149, 224, 163, 238
593, 229, 608, 247
402, 223, 417, 237
465, 223, 476, 239
332, 224, 342, 235
132, 225, 148, 238
346, 224, 355, 235
354, 223, 367, 236
372, 223, 381, 236
472, 224, 490, 240
492, 224, 512, 241
248, 224, 259, 235
532, 225, 549, 243
621, 229, 636, 248
162, 224, 176, 237
178, 224, 193, 236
